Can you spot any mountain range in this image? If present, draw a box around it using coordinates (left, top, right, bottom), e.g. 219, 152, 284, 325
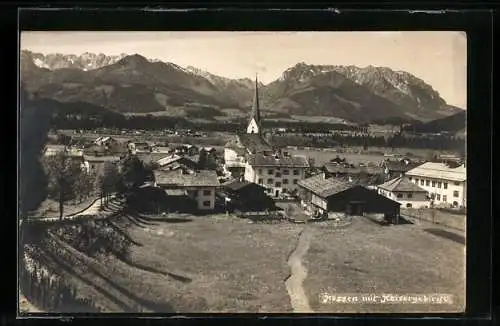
20, 50, 464, 124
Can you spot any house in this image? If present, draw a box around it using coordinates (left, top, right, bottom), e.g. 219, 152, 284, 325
43, 145, 83, 157
82, 155, 122, 176
153, 169, 220, 210
175, 144, 199, 156
380, 159, 422, 179
245, 152, 309, 198
218, 178, 275, 212
323, 163, 384, 179
133, 141, 154, 153
405, 162, 466, 208
94, 136, 118, 148
298, 173, 401, 222
377, 176, 429, 209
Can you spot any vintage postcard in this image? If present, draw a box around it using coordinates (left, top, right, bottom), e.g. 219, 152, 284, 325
19, 31, 466, 314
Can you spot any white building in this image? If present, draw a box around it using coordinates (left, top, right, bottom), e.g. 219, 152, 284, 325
405, 162, 466, 208
153, 169, 220, 210
377, 176, 429, 209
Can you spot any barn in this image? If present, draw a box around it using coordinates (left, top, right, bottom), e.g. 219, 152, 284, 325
218, 179, 275, 212
298, 173, 401, 223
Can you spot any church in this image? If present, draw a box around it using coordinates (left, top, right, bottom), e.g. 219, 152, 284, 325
224, 76, 309, 198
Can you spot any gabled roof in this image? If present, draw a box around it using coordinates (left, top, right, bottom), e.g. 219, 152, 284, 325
237, 134, 273, 153
406, 162, 466, 182
298, 174, 352, 198
156, 154, 182, 167
377, 176, 428, 193
154, 169, 220, 187
248, 153, 309, 168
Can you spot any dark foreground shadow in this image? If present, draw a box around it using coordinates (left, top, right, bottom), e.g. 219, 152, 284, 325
424, 228, 466, 245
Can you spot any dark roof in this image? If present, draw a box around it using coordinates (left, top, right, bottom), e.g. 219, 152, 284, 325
324, 164, 383, 175
247, 153, 309, 168
298, 174, 352, 198
154, 169, 219, 187
378, 176, 428, 193
237, 134, 273, 153
222, 179, 266, 191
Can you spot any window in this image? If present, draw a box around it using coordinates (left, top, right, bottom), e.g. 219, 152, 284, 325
453, 191, 459, 197
275, 182, 281, 187
258, 169, 262, 174
203, 190, 211, 196
454, 181, 459, 186
293, 170, 299, 175
437, 182, 442, 188
268, 169, 274, 175
408, 177, 412, 181
426, 180, 430, 186
430, 193, 436, 199
444, 182, 448, 189
406, 203, 412, 208
202, 201, 211, 207
293, 179, 298, 184
397, 193, 403, 198
283, 169, 290, 175
436, 194, 441, 201
258, 178, 263, 184
276, 172, 282, 178
420, 180, 424, 186
268, 179, 273, 184
415, 178, 419, 184
407, 193, 413, 198
283, 179, 289, 184
443, 195, 447, 202
432, 181, 436, 187
453, 201, 458, 207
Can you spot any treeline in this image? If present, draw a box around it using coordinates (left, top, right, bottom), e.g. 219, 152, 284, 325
51, 113, 361, 133
270, 133, 465, 152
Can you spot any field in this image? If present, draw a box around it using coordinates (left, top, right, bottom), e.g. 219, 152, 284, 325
28, 211, 465, 313
304, 217, 465, 313
286, 146, 438, 167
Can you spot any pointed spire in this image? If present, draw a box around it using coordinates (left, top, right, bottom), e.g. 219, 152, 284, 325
251, 74, 261, 123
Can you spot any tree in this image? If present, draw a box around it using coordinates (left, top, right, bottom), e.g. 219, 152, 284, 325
99, 163, 121, 205
197, 150, 218, 170
73, 170, 98, 204
43, 151, 83, 220
120, 154, 149, 193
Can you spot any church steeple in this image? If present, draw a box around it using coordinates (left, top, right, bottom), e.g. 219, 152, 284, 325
247, 74, 262, 134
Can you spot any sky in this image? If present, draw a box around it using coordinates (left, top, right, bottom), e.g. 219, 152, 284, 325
20, 31, 467, 109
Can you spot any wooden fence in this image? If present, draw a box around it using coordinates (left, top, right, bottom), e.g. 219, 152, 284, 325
400, 208, 466, 231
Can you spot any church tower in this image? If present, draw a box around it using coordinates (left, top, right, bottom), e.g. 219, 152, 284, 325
246, 75, 262, 134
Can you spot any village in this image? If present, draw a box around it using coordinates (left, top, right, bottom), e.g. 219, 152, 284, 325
40, 78, 466, 227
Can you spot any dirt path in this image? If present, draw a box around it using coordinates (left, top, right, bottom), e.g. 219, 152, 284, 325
285, 226, 314, 313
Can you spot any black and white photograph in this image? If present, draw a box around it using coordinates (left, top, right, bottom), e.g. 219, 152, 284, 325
19, 31, 467, 314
